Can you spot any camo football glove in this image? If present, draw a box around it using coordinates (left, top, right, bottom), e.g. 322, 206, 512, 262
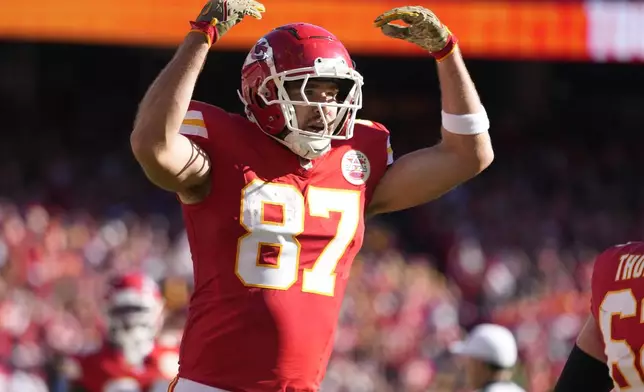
189, 0, 265, 46
374, 6, 458, 62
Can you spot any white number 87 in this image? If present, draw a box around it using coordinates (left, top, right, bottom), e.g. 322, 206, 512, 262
235, 179, 361, 297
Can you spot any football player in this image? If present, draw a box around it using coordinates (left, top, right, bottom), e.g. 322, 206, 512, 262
554, 242, 644, 392
64, 273, 179, 392
130, 1, 494, 391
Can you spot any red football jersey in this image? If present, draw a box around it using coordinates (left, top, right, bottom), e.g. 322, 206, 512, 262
591, 241, 644, 391
176, 101, 392, 391
66, 341, 179, 392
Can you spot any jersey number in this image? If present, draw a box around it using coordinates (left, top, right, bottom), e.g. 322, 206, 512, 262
235, 179, 360, 297
599, 289, 644, 388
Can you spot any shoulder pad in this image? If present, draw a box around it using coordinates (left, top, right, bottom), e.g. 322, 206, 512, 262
354, 119, 389, 133
181, 101, 235, 140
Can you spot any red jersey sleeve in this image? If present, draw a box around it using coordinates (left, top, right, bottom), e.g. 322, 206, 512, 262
355, 119, 394, 165
352, 119, 394, 206
178, 100, 235, 156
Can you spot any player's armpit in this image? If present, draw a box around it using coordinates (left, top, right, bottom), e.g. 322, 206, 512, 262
366, 131, 492, 215
131, 132, 211, 194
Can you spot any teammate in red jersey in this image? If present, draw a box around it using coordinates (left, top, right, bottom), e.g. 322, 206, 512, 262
554, 242, 644, 392
64, 273, 179, 392
130, 0, 494, 390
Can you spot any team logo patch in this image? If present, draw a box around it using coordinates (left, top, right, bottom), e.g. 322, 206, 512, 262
341, 150, 371, 186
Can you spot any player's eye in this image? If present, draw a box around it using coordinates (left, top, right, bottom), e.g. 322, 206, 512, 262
304, 89, 338, 102
303, 89, 318, 99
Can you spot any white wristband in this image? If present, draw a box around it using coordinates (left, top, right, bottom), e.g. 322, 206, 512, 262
441, 108, 490, 135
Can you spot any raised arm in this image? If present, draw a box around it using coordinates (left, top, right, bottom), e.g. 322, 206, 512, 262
130, 0, 264, 194
368, 6, 493, 215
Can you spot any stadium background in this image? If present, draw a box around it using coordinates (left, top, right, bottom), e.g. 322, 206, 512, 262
1, 0, 643, 390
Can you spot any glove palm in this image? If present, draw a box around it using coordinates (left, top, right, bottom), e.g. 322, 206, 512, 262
374, 6, 455, 57
191, 0, 265, 45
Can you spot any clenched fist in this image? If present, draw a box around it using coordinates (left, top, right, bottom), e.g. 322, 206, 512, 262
190, 0, 265, 45
374, 6, 457, 61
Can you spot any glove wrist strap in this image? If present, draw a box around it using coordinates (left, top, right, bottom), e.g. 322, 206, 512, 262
431, 33, 458, 62
188, 20, 218, 47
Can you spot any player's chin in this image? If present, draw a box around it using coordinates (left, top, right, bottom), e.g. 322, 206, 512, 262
303, 139, 331, 157
284, 133, 331, 159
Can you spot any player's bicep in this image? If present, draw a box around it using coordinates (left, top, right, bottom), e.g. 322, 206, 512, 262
367, 143, 472, 215
131, 128, 211, 193
368, 129, 492, 215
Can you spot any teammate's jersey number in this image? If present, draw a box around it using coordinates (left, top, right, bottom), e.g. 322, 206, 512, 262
599, 289, 644, 389
236, 179, 360, 297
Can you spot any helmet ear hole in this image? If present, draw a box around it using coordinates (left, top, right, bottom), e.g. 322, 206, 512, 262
270, 114, 285, 134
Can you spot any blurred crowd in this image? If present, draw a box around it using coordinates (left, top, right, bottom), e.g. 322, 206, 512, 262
0, 42, 643, 391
